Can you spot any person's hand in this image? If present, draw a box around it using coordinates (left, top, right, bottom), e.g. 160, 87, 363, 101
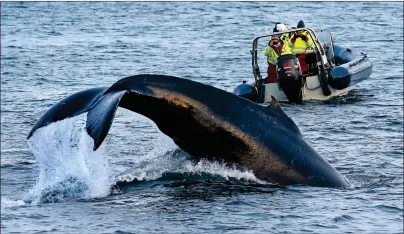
269, 38, 280, 47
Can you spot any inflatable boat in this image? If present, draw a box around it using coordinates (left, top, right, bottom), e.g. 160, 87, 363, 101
234, 28, 373, 103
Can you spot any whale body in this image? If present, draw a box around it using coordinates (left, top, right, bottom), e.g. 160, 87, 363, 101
28, 74, 349, 187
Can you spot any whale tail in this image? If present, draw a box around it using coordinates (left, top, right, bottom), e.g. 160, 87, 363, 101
27, 74, 349, 187
86, 91, 126, 150
27, 87, 107, 139
27, 87, 127, 151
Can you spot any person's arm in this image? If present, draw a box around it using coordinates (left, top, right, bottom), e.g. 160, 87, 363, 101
264, 46, 276, 64
282, 43, 293, 55
281, 34, 292, 48
263, 46, 271, 57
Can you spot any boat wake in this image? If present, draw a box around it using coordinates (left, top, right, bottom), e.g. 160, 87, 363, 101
14, 112, 271, 205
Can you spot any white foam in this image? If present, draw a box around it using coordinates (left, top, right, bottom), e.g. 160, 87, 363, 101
1, 197, 26, 208
181, 159, 267, 184
117, 149, 266, 185
26, 114, 112, 204
116, 148, 185, 183
112, 128, 183, 183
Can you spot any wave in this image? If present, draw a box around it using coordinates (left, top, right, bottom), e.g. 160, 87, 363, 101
115, 156, 267, 185
111, 155, 278, 199
113, 169, 281, 199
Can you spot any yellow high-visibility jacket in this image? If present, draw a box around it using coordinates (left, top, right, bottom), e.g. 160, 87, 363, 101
290, 31, 314, 53
280, 33, 291, 46
263, 41, 292, 65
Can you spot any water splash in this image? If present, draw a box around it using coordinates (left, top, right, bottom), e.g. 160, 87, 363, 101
22, 110, 265, 204
115, 148, 266, 186
181, 159, 267, 184
25, 114, 112, 204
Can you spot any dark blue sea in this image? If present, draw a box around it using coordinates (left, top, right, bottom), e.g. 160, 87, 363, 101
1, 2, 403, 233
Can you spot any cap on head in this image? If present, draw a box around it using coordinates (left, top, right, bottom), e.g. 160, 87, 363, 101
269, 35, 281, 46
273, 23, 287, 33
297, 20, 305, 28
271, 35, 280, 40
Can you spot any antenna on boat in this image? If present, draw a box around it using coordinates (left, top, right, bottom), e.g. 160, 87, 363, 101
259, 2, 270, 34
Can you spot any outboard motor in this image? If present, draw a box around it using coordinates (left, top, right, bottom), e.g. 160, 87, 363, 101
233, 81, 257, 102
276, 54, 303, 103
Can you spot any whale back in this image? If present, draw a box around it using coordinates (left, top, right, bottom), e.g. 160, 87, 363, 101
28, 74, 349, 187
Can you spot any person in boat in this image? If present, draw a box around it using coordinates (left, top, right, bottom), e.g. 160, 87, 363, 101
289, 20, 314, 53
273, 22, 291, 43
264, 23, 292, 65
263, 24, 292, 83
263, 35, 292, 64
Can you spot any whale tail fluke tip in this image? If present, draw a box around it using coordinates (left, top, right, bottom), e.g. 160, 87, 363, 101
86, 91, 127, 151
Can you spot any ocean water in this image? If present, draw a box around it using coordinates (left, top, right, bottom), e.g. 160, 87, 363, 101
1, 2, 403, 233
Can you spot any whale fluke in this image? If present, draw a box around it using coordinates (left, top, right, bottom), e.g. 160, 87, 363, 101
28, 74, 349, 187
27, 87, 107, 139
86, 91, 127, 150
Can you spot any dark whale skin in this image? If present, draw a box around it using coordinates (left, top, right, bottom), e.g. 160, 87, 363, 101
28, 74, 349, 187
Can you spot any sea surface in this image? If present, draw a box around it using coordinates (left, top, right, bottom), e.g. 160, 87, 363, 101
1, 2, 403, 233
